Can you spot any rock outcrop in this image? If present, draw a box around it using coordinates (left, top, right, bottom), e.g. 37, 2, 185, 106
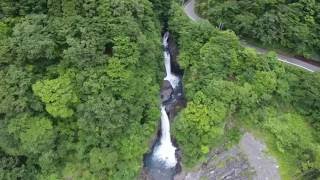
161, 80, 174, 103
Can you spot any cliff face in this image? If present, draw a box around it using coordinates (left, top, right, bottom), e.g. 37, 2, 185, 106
166, 34, 186, 121
168, 35, 183, 76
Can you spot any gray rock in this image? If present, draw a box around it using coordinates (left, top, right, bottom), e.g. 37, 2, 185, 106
161, 80, 173, 103
168, 34, 183, 75
175, 133, 281, 180
140, 168, 154, 180
239, 133, 281, 180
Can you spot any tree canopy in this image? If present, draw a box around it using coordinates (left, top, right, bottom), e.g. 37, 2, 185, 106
169, 2, 320, 178
197, 0, 320, 60
0, 0, 165, 179
0, 0, 319, 179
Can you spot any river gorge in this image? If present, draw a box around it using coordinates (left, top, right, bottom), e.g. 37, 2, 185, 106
143, 32, 185, 180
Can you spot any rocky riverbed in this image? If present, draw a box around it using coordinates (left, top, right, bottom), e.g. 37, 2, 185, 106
174, 133, 280, 180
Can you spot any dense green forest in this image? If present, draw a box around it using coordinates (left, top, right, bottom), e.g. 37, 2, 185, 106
0, 0, 320, 179
0, 0, 171, 179
169, 2, 320, 179
197, 0, 320, 60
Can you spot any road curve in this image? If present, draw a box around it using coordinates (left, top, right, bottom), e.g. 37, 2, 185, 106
184, 0, 202, 21
183, 0, 320, 72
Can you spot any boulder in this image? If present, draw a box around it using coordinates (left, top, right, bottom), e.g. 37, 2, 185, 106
140, 168, 154, 180
161, 80, 173, 103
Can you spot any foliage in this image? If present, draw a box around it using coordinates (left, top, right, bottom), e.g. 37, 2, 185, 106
0, 0, 163, 179
1, 0, 319, 179
197, 0, 320, 60
8, 115, 54, 155
33, 73, 79, 118
246, 107, 320, 179
11, 15, 58, 63
263, 111, 317, 162
290, 72, 320, 133
173, 100, 226, 167
169, 2, 320, 178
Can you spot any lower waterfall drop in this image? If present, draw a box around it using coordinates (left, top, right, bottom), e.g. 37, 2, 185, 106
152, 106, 177, 167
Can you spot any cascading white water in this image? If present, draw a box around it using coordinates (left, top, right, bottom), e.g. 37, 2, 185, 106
159, 106, 173, 144
152, 32, 178, 168
152, 106, 177, 167
163, 32, 180, 89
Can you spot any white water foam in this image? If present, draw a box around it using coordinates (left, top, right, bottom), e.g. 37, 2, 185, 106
163, 32, 180, 89
152, 106, 177, 168
151, 32, 178, 168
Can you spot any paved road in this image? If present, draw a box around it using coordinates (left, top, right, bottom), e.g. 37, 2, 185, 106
184, 0, 202, 21
183, 0, 320, 72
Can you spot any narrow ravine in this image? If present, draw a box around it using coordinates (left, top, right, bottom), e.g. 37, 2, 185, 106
143, 32, 185, 180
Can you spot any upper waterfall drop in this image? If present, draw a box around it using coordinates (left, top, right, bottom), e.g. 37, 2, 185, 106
163, 32, 180, 89
163, 32, 169, 48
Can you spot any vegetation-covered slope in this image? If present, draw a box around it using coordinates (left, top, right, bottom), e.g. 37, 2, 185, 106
197, 0, 320, 60
169, 2, 320, 179
0, 0, 164, 179
0, 0, 319, 179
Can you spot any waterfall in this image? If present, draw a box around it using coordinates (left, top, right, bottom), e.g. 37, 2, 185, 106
151, 32, 178, 168
152, 106, 177, 167
159, 106, 172, 144
163, 32, 180, 89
